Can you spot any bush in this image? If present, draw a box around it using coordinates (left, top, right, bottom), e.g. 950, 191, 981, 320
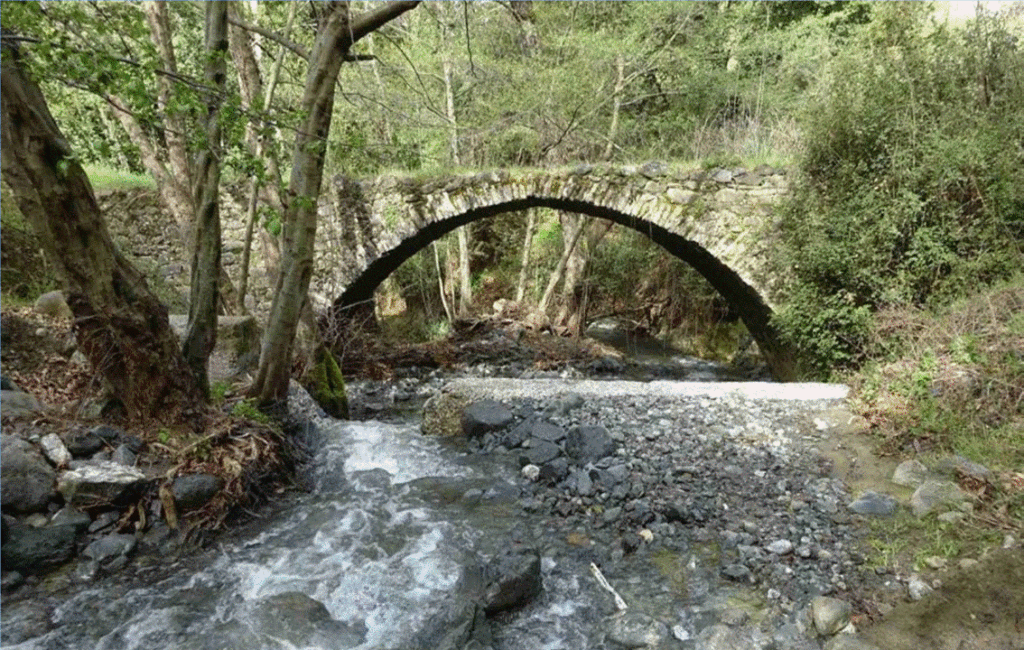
775, 6, 1024, 374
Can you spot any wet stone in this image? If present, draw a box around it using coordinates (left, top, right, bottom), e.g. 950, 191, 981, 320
848, 491, 898, 517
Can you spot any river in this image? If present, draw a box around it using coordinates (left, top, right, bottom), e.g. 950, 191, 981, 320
2, 346, 859, 649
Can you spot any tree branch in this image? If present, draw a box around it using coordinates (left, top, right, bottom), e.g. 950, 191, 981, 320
348, 1, 421, 46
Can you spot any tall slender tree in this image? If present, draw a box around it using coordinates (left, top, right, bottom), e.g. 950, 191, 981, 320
250, 0, 420, 410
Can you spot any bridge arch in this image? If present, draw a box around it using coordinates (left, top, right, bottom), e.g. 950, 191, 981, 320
316, 166, 796, 379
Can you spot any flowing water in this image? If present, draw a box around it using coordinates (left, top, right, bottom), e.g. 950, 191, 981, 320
3, 336, 846, 649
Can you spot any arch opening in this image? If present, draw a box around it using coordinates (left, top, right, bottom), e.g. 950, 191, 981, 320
331, 197, 796, 380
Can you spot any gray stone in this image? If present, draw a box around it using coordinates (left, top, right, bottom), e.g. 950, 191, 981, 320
172, 473, 224, 511
483, 546, 542, 615
57, 460, 148, 507
811, 596, 852, 636
907, 574, 933, 600
64, 428, 106, 456
33, 290, 72, 319
1, 523, 77, 572
39, 433, 71, 468
695, 623, 765, 650
911, 479, 968, 518
461, 400, 514, 438
767, 539, 794, 554
529, 420, 567, 443
935, 455, 991, 481
892, 459, 930, 487
666, 187, 698, 205
721, 563, 751, 582
83, 533, 137, 564
712, 169, 734, 183
848, 491, 898, 517
111, 444, 137, 467
604, 612, 669, 648
1, 434, 57, 513
49, 506, 92, 533
824, 635, 883, 650
565, 425, 617, 464
253, 592, 366, 648
0, 390, 45, 417
519, 440, 561, 466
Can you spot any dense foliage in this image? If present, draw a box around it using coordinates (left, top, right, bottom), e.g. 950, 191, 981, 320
773, 3, 1024, 375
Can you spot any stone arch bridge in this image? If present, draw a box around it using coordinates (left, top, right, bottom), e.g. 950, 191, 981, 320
313, 163, 797, 379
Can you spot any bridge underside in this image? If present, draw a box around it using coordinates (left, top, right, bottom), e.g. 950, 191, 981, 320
332, 197, 797, 380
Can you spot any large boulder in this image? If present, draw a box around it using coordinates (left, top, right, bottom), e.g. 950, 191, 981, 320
565, 425, 617, 465
461, 400, 513, 438
252, 592, 366, 648
172, 473, 224, 511
57, 460, 148, 508
1, 435, 57, 513
1, 522, 77, 572
483, 545, 543, 615
0, 390, 45, 418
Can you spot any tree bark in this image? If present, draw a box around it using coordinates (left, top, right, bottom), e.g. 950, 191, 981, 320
251, 0, 420, 409
515, 209, 536, 302
539, 213, 586, 314
183, 1, 228, 398
1, 40, 203, 421
231, 0, 295, 312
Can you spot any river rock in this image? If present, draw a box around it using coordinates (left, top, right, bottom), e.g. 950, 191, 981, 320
0, 390, 45, 418
83, 533, 137, 566
461, 400, 514, 438
252, 592, 366, 648
519, 439, 562, 466
696, 623, 765, 650
39, 433, 71, 468
50, 506, 92, 533
172, 473, 224, 511
907, 574, 933, 600
934, 454, 991, 481
57, 460, 148, 507
483, 545, 542, 615
1, 434, 57, 513
767, 539, 794, 555
412, 597, 490, 650
892, 459, 929, 487
605, 611, 670, 648
565, 425, 617, 464
1, 522, 77, 572
529, 420, 567, 444
824, 635, 883, 650
848, 491, 898, 517
910, 479, 968, 518
64, 428, 106, 457
33, 290, 73, 319
811, 596, 852, 636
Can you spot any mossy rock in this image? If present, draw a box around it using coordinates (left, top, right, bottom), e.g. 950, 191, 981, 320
303, 349, 349, 420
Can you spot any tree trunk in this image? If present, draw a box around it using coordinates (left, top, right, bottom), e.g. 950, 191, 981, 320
183, 1, 228, 398
515, 209, 536, 302
539, 213, 586, 314
251, 0, 420, 409
231, 0, 296, 312
443, 49, 472, 315
1, 41, 203, 421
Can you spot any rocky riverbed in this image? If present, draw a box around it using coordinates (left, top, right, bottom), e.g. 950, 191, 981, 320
3, 315, 1020, 649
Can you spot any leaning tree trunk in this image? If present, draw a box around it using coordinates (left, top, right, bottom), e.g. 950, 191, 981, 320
1, 40, 203, 421
183, 1, 228, 398
251, 0, 420, 410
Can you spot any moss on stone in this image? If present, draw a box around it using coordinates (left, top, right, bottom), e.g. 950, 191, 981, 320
304, 348, 349, 419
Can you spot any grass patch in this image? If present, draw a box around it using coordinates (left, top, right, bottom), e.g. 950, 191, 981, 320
864, 510, 1004, 574
850, 278, 1024, 569
82, 164, 155, 192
